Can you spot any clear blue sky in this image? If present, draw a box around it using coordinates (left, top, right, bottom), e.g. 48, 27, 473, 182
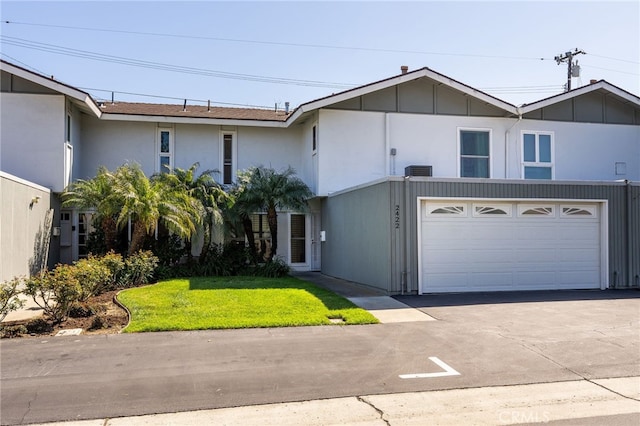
1, 1, 638, 109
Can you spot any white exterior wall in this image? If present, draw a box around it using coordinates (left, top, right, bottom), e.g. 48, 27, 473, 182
318, 109, 386, 195
388, 113, 511, 179
317, 109, 639, 195
506, 119, 639, 181
80, 116, 156, 178
0, 93, 66, 191
237, 126, 303, 180
174, 123, 220, 175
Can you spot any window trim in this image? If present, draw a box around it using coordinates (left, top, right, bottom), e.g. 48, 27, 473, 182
521, 131, 554, 180
311, 124, 317, 154
457, 127, 492, 178
220, 131, 237, 185
156, 128, 174, 173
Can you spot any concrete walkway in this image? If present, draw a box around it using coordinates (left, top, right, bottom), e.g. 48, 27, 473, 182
293, 272, 435, 323
26, 376, 640, 425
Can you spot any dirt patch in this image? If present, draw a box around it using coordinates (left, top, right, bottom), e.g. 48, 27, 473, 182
2, 290, 129, 338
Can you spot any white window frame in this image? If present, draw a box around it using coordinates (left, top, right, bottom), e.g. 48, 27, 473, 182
521, 131, 554, 180
457, 127, 492, 178
156, 128, 174, 173
311, 124, 317, 154
220, 131, 237, 185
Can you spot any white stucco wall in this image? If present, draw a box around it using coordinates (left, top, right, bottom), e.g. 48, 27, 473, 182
507, 119, 640, 181
80, 116, 156, 178
81, 118, 305, 184
0, 93, 66, 191
317, 109, 639, 195
237, 126, 303, 179
318, 109, 386, 195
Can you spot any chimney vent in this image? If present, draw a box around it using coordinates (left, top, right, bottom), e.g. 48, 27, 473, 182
400, 65, 409, 74
590, 79, 598, 84
285, 102, 290, 113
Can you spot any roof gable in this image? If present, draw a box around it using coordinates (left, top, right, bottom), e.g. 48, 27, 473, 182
0, 60, 102, 117
520, 80, 640, 125
288, 67, 519, 122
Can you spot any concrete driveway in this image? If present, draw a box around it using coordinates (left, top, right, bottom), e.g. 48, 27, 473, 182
1, 289, 638, 425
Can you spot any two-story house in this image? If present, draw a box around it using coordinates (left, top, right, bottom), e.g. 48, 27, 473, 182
1, 60, 638, 293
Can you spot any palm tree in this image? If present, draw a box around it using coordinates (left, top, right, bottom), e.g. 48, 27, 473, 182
62, 166, 119, 252
113, 163, 201, 255
155, 163, 228, 260
238, 166, 312, 262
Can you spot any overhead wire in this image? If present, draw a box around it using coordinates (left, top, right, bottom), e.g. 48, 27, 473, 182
0, 35, 357, 89
3, 20, 551, 61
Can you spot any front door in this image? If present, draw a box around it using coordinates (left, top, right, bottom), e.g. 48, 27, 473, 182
59, 210, 72, 264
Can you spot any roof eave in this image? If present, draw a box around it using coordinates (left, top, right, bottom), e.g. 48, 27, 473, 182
99, 113, 288, 127
0, 60, 102, 118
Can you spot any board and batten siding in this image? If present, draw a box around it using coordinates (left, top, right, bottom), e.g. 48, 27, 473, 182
322, 178, 639, 294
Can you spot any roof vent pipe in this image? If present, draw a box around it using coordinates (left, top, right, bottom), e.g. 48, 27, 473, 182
590, 79, 598, 84
285, 102, 290, 113
401, 65, 408, 74
183, 99, 187, 112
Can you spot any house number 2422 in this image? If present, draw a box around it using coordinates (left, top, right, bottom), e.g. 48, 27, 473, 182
394, 205, 401, 229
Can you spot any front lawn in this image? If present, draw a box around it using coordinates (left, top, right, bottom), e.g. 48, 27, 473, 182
117, 276, 378, 332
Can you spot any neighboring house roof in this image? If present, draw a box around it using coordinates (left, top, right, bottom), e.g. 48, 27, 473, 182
519, 79, 640, 114
98, 102, 290, 124
287, 66, 520, 123
0, 59, 102, 117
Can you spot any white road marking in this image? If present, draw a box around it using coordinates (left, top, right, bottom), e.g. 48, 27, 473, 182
399, 356, 461, 379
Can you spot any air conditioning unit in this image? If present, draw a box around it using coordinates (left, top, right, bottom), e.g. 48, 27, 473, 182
405, 165, 433, 177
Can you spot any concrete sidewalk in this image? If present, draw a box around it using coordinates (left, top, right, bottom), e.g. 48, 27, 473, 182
26, 376, 640, 426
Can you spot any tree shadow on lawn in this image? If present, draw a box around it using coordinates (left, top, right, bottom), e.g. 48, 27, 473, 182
187, 275, 357, 311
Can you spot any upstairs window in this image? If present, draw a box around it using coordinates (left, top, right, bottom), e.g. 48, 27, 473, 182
459, 129, 490, 178
312, 125, 317, 152
522, 132, 553, 180
221, 132, 236, 184
157, 129, 173, 173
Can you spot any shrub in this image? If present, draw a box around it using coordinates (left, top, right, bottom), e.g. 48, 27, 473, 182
123, 251, 159, 287
24, 265, 81, 324
1, 324, 27, 338
68, 303, 98, 318
98, 251, 126, 289
0, 277, 25, 322
25, 318, 53, 334
89, 315, 107, 330
246, 257, 290, 278
74, 256, 112, 301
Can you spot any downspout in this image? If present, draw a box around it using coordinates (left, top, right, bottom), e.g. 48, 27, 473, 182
505, 108, 523, 179
625, 179, 632, 288
385, 113, 391, 176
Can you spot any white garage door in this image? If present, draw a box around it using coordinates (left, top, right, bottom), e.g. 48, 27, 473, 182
419, 200, 604, 293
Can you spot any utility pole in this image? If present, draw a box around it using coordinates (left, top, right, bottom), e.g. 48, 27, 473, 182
555, 48, 585, 92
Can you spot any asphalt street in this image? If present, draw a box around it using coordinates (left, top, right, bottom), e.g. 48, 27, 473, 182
1, 290, 638, 425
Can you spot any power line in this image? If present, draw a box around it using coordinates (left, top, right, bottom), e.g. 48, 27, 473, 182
2, 20, 551, 61
0, 35, 357, 89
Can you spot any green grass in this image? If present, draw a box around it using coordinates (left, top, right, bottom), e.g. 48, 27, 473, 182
117, 276, 379, 332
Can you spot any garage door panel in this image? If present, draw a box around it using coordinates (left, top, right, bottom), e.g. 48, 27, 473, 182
420, 200, 603, 293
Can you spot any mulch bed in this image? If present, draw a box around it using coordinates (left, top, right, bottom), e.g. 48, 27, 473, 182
2, 290, 129, 338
